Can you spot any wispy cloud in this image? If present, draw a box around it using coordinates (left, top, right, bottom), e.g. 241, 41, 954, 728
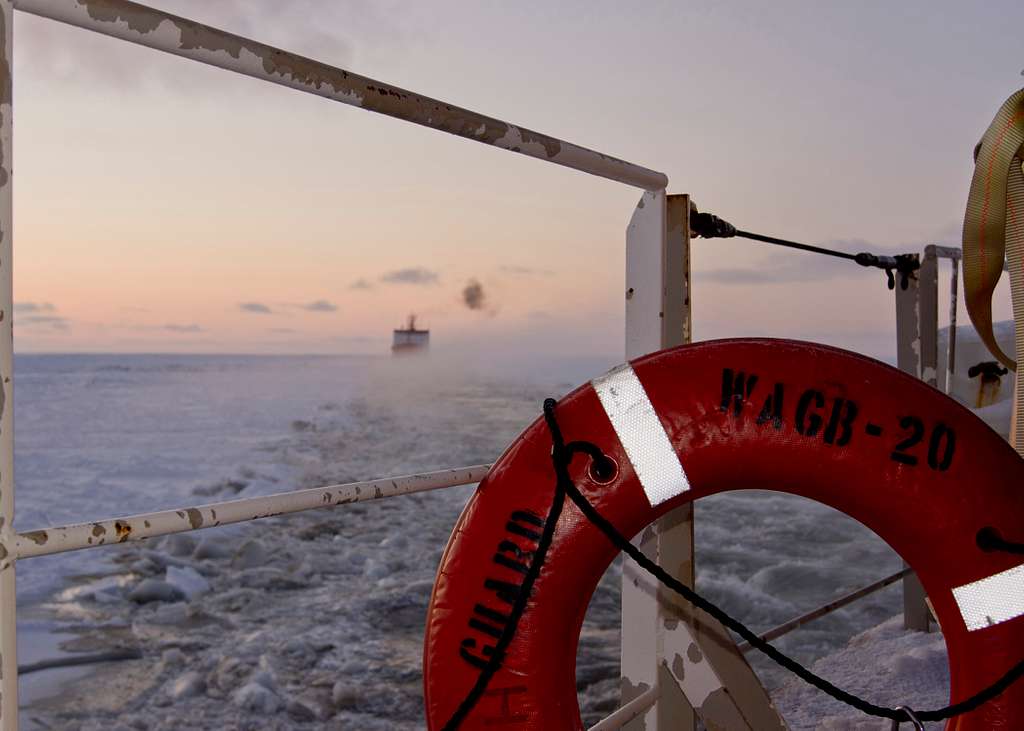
499, 265, 553, 277
300, 300, 337, 312
14, 302, 55, 314
269, 327, 296, 334
380, 267, 439, 285
700, 265, 813, 285
333, 335, 378, 343
701, 238, 903, 286
17, 315, 69, 331
163, 323, 204, 333
239, 302, 273, 314
14, 302, 69, 331
349, 278, 374, 291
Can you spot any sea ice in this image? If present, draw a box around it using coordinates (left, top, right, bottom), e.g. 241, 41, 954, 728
165, 566, 211, 601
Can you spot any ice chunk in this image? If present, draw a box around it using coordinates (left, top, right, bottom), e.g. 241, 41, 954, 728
128, 579, 185, 604
162, 533, 197, 558
168, 671, 206, 700
232, 539, 269, 570
165, 565, 211, 601
233, 682, 281, 713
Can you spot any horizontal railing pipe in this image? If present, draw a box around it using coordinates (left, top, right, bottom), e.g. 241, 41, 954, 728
928, 245, 962, 261
18, 648, 142, 675
13, 0, 668, 191
586, 685, 659, 731
737, 567, 913, 653
15, 464, 491, 560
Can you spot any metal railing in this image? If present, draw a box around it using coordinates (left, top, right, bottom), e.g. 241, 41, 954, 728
0, 2, 675, 730
15, 465, 492, 560
14, 0, 666, 192
588, 686, 659, 731
0, 2, 974, 730
736, 568, 913, 654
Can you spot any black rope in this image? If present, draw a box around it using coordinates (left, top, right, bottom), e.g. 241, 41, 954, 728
690, 211, 920, 290
440, 417, 567, 731
540, 398, 1024, 726
977, 527, 1024, 555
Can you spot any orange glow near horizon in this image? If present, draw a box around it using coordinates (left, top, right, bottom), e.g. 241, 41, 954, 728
9, 1, 1021, 359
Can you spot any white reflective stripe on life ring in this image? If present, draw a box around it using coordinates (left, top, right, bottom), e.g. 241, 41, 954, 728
952, 561, 1024, 632
591, 362, 689, 507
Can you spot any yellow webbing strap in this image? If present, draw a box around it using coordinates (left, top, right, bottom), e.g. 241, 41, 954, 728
962, 88, 1024, 453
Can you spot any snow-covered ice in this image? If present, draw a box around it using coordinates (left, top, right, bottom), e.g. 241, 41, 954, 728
12, 323, 1015, 729
773, 617, 949, 730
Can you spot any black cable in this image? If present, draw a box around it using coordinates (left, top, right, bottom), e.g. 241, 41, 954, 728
690, 210, 920, 290
977, 527, 1024, 555
691, 211, 860, 262
542, 399, 1024, 725
440, 410, 567, 731
733, 229, 861, 262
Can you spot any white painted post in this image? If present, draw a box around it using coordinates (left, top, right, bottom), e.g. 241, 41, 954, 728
621, 194, 786, 729
621, 188, 673, 730
0, 3, 14, 728
894, 253, 931, 632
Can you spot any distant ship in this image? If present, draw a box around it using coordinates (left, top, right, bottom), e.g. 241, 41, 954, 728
392, 314, 429, 354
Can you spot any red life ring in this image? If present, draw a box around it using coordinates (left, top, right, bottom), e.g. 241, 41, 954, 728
423, 339, 1024, 730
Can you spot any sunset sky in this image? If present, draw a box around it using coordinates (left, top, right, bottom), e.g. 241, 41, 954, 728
10, 0, 1024, 359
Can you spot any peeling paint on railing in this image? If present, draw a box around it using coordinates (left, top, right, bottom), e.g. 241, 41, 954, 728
13, 0, 668, 191
0, 1, 15, 727
16, 465, 491, 560
0, 3, 671, 728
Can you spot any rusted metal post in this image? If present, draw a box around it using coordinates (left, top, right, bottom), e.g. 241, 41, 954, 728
0, 2, 14, 727
920, 246, 963, 395
894, 252, 932, 632
946, 251, 961, 395
919, 250, 939, 389
12, 0, 667, 192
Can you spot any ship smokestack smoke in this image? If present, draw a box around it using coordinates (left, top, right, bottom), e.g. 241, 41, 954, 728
462, 279, 487, 311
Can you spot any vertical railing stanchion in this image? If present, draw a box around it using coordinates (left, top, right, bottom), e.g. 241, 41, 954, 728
946, 251, 961, 395
621, 194, 786, 729
895, 252, 932, 632
919, 249, 940, 390
650, 194, 697, 728
621, 188, 671, 729
0, 2, 15, 727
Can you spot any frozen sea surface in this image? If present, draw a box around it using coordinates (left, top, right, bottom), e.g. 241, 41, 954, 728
11, 338, 999, 727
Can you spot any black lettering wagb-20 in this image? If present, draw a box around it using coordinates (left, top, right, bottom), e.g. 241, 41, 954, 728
719, 367, 955, 470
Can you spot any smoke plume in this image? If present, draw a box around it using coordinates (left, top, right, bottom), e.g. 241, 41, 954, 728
462, 279, 486, 311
